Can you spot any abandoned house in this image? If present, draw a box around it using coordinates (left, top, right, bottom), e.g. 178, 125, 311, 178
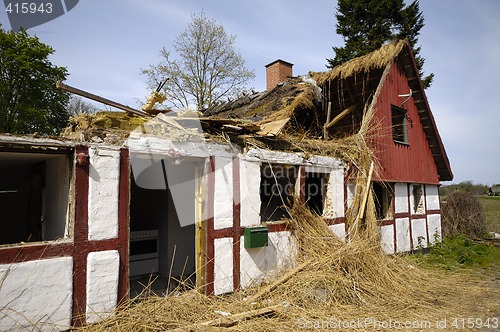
0, 39, 452, 330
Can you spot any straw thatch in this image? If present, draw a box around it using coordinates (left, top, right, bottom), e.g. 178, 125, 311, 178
311, 39, 406, 84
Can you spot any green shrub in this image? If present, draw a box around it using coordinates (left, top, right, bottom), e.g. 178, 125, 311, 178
414, 235, 499, 270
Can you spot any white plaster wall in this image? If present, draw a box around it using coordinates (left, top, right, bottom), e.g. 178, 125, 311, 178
379, 225, 395, 254
88, 148, 120, 240
213, 157, 234, 230
240, 231, 296, 289
411, 218, 428, 249
395, 217, 411, 252
394, 183, 408, 213
239, 160, 261, 227
86, 250, 120, 324
0, 257, 73, 331
425, 185, 440, 210
328, 224, 346, 242
427, 214, 442, 245
214, 238, 234, 295
323, 169, 344, 218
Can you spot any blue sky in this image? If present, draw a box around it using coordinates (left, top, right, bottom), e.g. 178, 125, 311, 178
1, 0, 499, 185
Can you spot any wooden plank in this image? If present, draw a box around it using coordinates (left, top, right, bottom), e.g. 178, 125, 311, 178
245, 259, 313, 303
256, 118, 290, 136
170, 305, 281, 331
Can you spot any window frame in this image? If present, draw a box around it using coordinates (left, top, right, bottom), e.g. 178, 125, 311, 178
391, 105, 409, 145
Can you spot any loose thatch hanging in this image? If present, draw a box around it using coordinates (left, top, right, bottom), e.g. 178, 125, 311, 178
311, 39, 406, 84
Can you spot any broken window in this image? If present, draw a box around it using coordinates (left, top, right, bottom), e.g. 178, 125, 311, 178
0, 151, 71, 245
391, 105, 408, 144
373, 182, 393, 220
412, 184, 425, 214
260, 164, 298, 222
305, 171, 329, 216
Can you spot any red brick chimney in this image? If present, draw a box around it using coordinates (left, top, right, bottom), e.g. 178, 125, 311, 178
265, 59, 293, 90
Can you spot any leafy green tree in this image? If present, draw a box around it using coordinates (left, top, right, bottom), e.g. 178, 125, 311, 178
327, 0, 434, 88
142, 12, 255, 110
0, 26, 69, 135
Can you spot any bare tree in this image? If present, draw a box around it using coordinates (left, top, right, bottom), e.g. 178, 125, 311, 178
67, 95, 98, 115
142, 12, 255, 111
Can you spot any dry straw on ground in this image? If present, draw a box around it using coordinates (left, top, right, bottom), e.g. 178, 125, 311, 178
76, 198, 499, 331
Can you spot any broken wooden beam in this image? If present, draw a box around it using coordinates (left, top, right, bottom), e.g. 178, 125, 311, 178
325, 106, 354, 129
56, 82, 152, 118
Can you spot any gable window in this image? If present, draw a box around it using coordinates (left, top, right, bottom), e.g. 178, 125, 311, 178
373, 182, 393, 220
260, 164, 298, 222
391, 105, 408, 144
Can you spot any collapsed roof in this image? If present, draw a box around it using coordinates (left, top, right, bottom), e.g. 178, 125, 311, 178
61, 40, 452, 181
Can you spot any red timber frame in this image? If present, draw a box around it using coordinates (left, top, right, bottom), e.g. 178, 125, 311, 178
202, 161, 345, 294
0, 145, 129, 327
375, 182, 441, 253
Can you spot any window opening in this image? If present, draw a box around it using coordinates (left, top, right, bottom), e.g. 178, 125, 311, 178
0, 151, 71, 245
412, 184, 424, 214
373, 182, 393, 220
391, 105, 408, 144
260, 164, 297, 222
305, 172, 329, 215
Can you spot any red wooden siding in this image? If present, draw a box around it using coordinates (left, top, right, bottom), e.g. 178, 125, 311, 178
372, 59, 440, 185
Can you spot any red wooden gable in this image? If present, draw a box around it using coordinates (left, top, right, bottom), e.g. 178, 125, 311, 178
372, 59, 440, 184
318, 40, 452, 184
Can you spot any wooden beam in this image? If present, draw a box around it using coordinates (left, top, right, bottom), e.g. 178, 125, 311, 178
325, 106, 354, 129
170, 305, 281, 331
323, 101, 332, 139
358, 160, 374, 222
56, 82, 152, 117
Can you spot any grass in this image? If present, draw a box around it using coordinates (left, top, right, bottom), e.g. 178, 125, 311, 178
412, 235, 500, 270
479, 195, 500, 233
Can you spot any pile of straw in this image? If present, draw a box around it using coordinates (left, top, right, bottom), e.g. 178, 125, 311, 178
77, 198, 498, 331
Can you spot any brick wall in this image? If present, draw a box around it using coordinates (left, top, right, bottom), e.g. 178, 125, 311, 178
265, 59, 293, 90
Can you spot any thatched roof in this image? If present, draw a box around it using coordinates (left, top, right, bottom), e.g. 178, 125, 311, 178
312, 39, 407, 83
310, 39, 452, 181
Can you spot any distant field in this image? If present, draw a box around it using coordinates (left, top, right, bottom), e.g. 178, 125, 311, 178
479, 196, 500, 233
